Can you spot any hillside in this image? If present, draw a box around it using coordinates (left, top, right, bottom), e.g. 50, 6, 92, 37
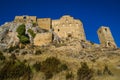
0, 43, 120, 80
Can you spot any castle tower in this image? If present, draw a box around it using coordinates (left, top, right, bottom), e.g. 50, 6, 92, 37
37, 18, 52, 31
52, 15, 86, 40
97, 26, 117, 48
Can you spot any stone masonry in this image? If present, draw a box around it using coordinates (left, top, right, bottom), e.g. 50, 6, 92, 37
14, 15, 117, 48
52, 15, 86, 40
33, 32, 52, 46
97, 26, 117, 48
37, 18, 52, 31
14, 16, 37, 23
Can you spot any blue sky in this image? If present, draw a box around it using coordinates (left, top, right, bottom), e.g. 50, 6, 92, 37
0, 0, 120, 47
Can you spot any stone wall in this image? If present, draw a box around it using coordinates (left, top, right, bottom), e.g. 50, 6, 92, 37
37, 18, 51, 31
33, 32, 52, 46
52, 15, 86, 40
14, 16, 37, 23
97, 26, 117, 48
13, 15, 117, 48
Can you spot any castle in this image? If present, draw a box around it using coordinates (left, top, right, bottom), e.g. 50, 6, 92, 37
14, 15, 117, 48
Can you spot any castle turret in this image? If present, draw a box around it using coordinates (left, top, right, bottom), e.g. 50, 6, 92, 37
97, 26, 117, 48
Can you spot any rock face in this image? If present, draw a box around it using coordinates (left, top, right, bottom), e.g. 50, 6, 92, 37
0, 22, 21, 49
0, 21, 41, 49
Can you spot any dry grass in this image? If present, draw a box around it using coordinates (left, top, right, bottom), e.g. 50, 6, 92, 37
4, 46, 120, 80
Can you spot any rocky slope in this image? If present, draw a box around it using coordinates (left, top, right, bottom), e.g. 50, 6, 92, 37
0, 21, 120, 80
0, 21, 47, 50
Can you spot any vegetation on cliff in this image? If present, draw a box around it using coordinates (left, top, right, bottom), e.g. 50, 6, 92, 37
28, 29, 36, 38
17, 24, 30, 44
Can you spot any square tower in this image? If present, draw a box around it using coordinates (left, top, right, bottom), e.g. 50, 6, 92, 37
52, 15, 86, 40
97, 26, 117, 48
37, 18, 52, 31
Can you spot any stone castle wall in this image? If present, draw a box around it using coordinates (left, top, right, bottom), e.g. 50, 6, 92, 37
14, 15, 117, 48
37, 18, 51, 31
14, 16, 37, 23
52, 15, 86, 40
33, 32, 52, 46
97, 26, 117, 48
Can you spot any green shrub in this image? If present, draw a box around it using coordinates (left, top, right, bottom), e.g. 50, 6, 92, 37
33, 62, 41, 72
97, 69, 102, 76
33, 57, 68, 79
17, 24, 26, 35
8, 46, 18, 53
41, 57, 67, 79
21, 51, 28, 55
0, 51, 5, 61
44, 71, 53, 79
32, 22, 37, 27
77, 62, 94, 80
35, 50, 42, 55
41, 57, 61, 73
103, 65, 113, 75
28, 29, 36, 38
9, 54, 17, 60
17, 24, 30, 44
59, 63, 68, 71
0, 60, 32, 80
54, 43, 67, 47
18, 35, 30, 44
66, 72, 74, 80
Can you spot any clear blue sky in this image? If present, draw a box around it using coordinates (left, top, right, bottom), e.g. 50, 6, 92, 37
0, 0, 120, 47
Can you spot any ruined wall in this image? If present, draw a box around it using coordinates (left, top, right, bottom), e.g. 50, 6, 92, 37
97, 26, 117, 48
37, 18, 51, 31
33, 32, 52, 46
14, 16, 37, 23
52, 15, 86, 40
